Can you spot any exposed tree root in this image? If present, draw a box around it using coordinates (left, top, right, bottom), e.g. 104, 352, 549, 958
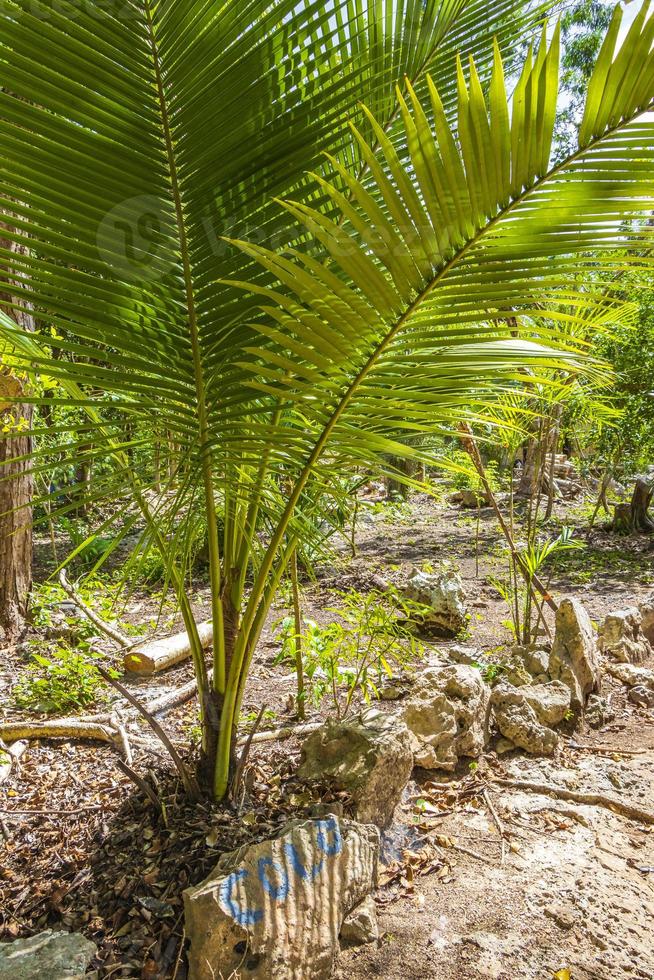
483, 787, 507, 863
493, 777, 654, 825
567, 740, 648, 757
241, 720, 323, 745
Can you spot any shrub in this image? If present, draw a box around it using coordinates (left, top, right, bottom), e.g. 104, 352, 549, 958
275, 587, 426, 717
13, 644, 109, 714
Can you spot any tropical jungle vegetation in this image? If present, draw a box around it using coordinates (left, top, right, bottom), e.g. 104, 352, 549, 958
1, 1, 654, 976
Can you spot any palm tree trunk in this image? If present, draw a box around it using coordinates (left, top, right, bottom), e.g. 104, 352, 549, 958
290, 550, 305, 720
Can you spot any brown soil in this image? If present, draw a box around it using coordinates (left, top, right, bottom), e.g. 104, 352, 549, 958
1, 491, 653, 978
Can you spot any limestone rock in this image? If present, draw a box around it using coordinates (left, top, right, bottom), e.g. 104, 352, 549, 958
450, 489, 490, 509
639, 595, 654, 645
605, 662, 654, 690
549, 597, 601, 709
184, 817, 379, 980
402, 664, 490, 770
598, 607, 652, 664
378, 683, 404, 701
629, 685, 654, 708
521, 681, 571, 726
511, 644, 550, 678
491, 685, 559, 755
298, 709, 412, 829
0, 930, 96, 980
404, 567, 467, 636
447, 644, 479, 666
502, 659, 533, 687
585, 694, 615, 729
340, 896, 379, 947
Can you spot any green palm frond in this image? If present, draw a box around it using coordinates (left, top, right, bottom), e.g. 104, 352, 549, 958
228, 13, 653, 474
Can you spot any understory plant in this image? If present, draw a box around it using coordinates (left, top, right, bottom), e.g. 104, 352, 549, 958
1, 1, 654, 800
276, 588, 426, 718
13, 643, 108, 714
446, 447, 502, 499
493, 526, 583, 643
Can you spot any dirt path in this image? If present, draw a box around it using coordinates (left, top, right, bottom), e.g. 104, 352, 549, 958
340, 727, 654, 980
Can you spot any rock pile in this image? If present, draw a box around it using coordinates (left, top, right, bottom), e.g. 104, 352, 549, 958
183, 590, 654, 978
519, 453, 582, 498
598, 607, 653, 664
605, 661, 654, 708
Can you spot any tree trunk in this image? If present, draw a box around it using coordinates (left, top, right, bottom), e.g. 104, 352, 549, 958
631, 478, 654, 531
517, 436, 538, 497
385, 455, 420, 498
75, 452, 92, 517
0, 225, 34, 641
612, 478, 654, 534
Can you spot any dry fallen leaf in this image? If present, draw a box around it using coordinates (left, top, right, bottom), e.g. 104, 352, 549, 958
553, 969, 571, 980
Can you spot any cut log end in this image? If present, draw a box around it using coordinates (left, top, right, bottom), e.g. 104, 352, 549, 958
123, 621, 213, 675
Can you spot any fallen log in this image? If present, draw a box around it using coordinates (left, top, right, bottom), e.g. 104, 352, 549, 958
147, 677, 198, 715
123, 620, 213, 674
0, 719, 118, 745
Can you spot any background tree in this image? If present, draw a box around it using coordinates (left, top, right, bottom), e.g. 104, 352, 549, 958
554, 0, 614, 155
0, 222, 33, 640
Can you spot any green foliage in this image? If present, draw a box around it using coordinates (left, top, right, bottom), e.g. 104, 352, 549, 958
522, 526, 583, 577
471, 659, 505, 684
28, 581, 69, 631
130, 544, 168, 586
29, 575, 152, 639
555, 0, 614, 155
366, 498, 413, 522
275, 588, 426, 718
550, 541, 654, 586
445, 448, 502, 496
13, 644, 110, 715
492, 527, 584, 642
240, 708, 278, 732
2, 1, 654, 798
591, 291, 654, 473
59, 518, 114, 571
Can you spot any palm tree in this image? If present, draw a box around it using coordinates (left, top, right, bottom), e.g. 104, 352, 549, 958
1, 0, 653, 799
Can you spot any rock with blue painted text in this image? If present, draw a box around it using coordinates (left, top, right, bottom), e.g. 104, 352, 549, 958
183, 816, 379, 980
